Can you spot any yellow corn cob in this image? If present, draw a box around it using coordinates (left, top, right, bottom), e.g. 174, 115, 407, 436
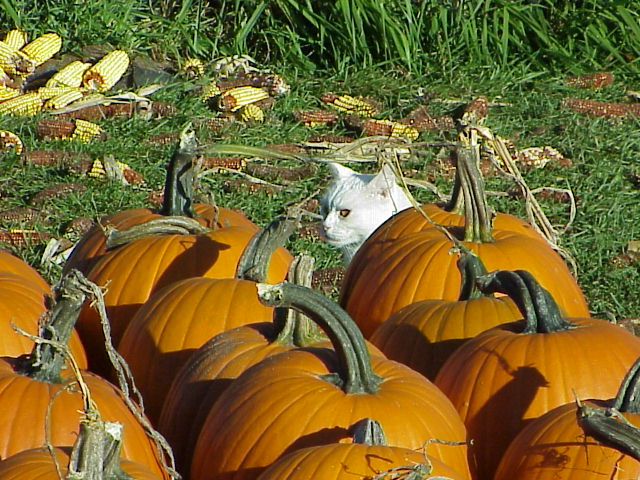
20, 33, 62, 66
389, 122, 420, 141
71, 119, 104, 142
83, 50, 130, 91
44, 88, 84, 109
0, 130, 23, 154
0, 92, 43, 116
46, 60, 92, 88
0, 40, 21, 74
237, 103, 264, 122
360, 118, 420, 141
201, 81, 222, 101
36, 85, 80, 100
183, 58, 204, 78
216, 86, 269, 112
321, 93, 378, 117
0, 84, 21, 102
3, 29, 27, 51
88, 159, 106, 177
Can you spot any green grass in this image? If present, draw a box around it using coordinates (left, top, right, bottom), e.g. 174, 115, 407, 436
0, 1, 638, 322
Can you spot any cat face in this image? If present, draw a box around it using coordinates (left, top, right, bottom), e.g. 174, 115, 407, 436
319, 163, 412, 264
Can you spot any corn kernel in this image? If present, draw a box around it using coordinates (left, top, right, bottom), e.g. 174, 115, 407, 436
71, 119, 104, 142
216, 86, 269, 112
46, 60, 92, 88
201, 81, 222, 101
44, 89, 84, 110
321, 93, 378, 117
0, 92, 43, 116
3, 29, 27, 51
183, 58, 204, 78
20, 33, 62, 66
87, 159, 106, 177
83, 50, 130, 91
237, 103, 264, 122
0, 84, 21, 102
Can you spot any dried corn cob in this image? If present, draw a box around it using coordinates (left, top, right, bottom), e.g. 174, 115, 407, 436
83, 50, 130, 91
203, 115, 232, 132
0, 84, 20, 101
0, 229, 52, 246
36, 85, 80, 100
145, 132, 178, 145
46, 60, 92, 88
23, 149, 90, 167
306, 134, 354, 144
29, 182, 87, 205
222, 179, 279, 194
347, 116, 419, 141
37, 118, 76, 138
217, 72, 290, 96
266, 143, 305, 154
0, 92, 43, 116
71, 119, 104, 142
197, 156, 247, 171
245, 162, 317, 182
3, 30, 27, 51
0, 40, 23, 74
0, 207, 44, 223
87, 158, 138, 182
44, 88, 84, 109
150, 101, 176, 118
565, 72, 614, 89
320, 92, 378, 117
20, 33, 62, 66
201, 81, 222, 101
293, 109, 338, 126
562, 97, 640, 118
516, 146, 572, 170
216, 85, 269, 112
0, 130, 23, 154
237, 103, 264, 122
183, 58, 204, 78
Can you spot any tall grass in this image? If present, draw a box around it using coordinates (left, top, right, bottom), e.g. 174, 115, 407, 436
3, 1, 640, 73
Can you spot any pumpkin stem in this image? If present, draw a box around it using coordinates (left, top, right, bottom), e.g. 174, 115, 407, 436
257, 282, 381, 394
159, 123, 198, 218
576, 400, 640, 462
15, 270, 87, 384
457, 251, 489, 301
613, 356, 640, 413
457, 139, 494, 243
67, 413, 131, 480
476, 269, 575, 334
351, 418, 387, 446
235, 215, 297, 283
444, 159, 465, 214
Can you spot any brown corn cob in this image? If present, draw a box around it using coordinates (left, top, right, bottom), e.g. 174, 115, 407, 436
312, 266, 346, 294
37, 118, 76, 139
0, 207, 44, 223
306, 134, 355, 144
245, 163, 317, 182
565, 72, 614, 89
358, 118, 419, 140
222, 179, 279, 194
145, 132, 179, 145
265, 143, 305, 154
293, 109, 338, 126
457, 95, 489, 124
29, 182, 87, 205
150, 101, 177, 118
562, 97, 640, 118
23, 150, 90, 167
215, 72, 289, 97
203, 115, 232, 133
401, 105, 456, 131
197, 156, 247, 171
535, 189, 574, 203
516, 146, 572, 170
0, 229, 52, 246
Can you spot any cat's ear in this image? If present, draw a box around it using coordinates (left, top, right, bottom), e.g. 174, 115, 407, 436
366, 164, 398, 196
327, 162, 356, 179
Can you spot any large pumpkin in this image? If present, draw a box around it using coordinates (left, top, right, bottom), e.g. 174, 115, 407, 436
190, 282, 472, 480
494, 356, 640, 480
0, 249, 51, 292
434, 269, 640, 480
116, 217, 295, 423
370, 252, 521, 379
340, 141, 589, 337
0, 271, 167, 478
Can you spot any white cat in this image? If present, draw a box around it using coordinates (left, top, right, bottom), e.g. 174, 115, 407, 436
319, 162, 413, 264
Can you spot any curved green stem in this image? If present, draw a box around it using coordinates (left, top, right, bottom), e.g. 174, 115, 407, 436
457, 251, 489, 301
476, 270, 575, 334
351, 418, 387, 446
613, 357, 640, 413
160, 124, 197, 218
235, 215, 296, 283
457, 142, 494, 243
257, 282, 381, 394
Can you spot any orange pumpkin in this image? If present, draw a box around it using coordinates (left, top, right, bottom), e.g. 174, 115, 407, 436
190, 282, 472, 480
370, 252, 521, 379
495, 356, 640, 480
0, 249, 51, 292
341, 142, 589, 337
116, 217, 295, 423
257, 418, 465, 480
434, 269, 640, 480
0, 271, 166, 478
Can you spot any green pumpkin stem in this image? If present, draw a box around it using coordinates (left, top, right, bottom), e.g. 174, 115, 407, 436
457, 142, 494, 243
67, 414, 131, 480
457, 251, 489, 301
613, 357, 640, 413
160, 124, 198, 218
257, 282, 381, 394
235, 215, 297, 283
15, 270, 87, 384
351, 418, 387, 446
477, 270, 575, 334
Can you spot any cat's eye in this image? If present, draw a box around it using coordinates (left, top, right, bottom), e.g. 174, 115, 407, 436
339, 209, 351, 218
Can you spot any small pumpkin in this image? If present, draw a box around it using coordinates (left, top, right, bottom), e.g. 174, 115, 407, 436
257, 418, 465, 480
434, 268, 640, 480
190, 282, 472, 480
494, 356, 640, 480
370, 251, 521, 379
